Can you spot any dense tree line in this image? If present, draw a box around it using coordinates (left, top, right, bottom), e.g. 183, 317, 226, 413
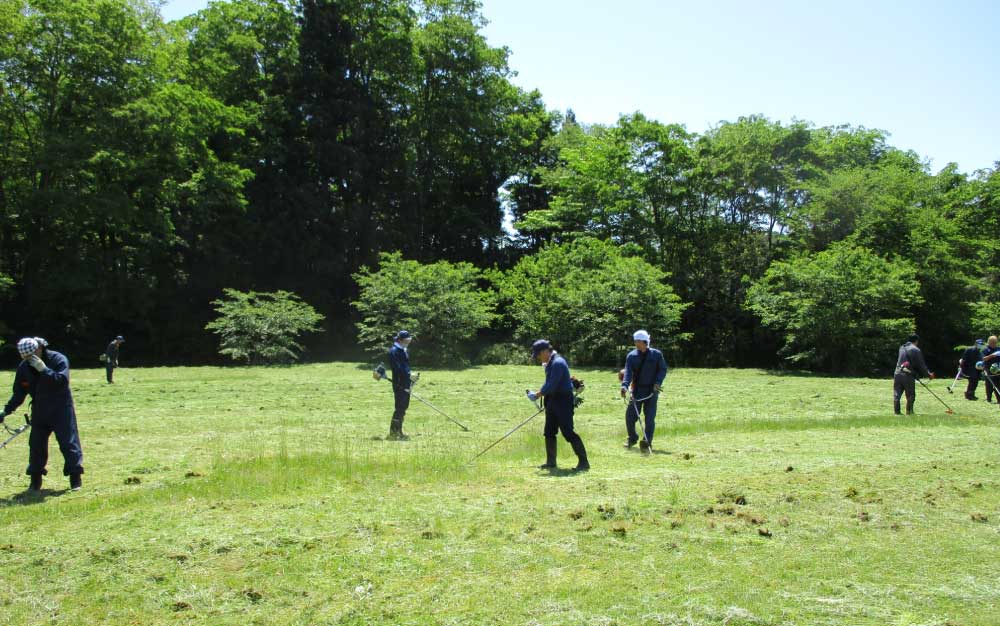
1, 0, 996, 373
513, 114, 999, 372
0, 0, 550, 363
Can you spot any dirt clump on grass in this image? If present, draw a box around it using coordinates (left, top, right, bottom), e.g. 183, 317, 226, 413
736, 511, 766, 525
243, 588, 264, 603
971, 512, 988, 523
716, 489, 748, 506
124, 476, 141, 485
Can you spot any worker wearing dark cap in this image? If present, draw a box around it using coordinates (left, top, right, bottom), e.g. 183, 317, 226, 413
387, 330, 414, 440
527, 339, 589, 471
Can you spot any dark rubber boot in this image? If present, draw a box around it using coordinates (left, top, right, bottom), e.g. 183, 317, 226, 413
570, 438, 590, 472
70, 474, 82, 491
29, 475, 42, 491
388, 418, 407, 440
539, 437, 557, 469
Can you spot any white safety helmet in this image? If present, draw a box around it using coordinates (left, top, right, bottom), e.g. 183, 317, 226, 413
633, 330, 651, 343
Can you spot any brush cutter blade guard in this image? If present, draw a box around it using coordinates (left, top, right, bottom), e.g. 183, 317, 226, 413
1, 415, 31, 451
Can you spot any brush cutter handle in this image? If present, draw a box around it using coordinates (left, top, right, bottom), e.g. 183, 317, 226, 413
630, 392, 656, 403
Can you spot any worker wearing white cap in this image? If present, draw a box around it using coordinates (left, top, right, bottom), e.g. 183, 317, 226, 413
2, 337, 84, 491
620, 330, 668, 452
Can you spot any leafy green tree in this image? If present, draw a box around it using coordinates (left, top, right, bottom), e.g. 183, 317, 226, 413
352, 252, 495, 363
205, 289, 325, 364
493, 238, 689, 365
746, 243, 922, 373
407, 0, 549, 264
956, 164, 1000, 336
793, 154, 983, 358
0, 0, 253, 359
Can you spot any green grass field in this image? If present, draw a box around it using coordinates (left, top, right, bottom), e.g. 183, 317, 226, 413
1, 363, 998, 625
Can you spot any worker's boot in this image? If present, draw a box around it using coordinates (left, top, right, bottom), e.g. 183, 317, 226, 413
570, 438, 590, 472
539, 437, 557, 469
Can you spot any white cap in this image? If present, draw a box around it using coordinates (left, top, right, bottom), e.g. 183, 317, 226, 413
633, 330, 650, 343
17, 337, 39, 358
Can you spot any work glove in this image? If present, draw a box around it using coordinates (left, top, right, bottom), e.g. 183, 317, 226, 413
26, 355, 46, 372
653, 384, 662, 393
526, 390, 538, 402
620, 386, 627, 398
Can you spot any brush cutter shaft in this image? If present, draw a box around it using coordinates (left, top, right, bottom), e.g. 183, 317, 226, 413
947, 367, 963, 392
468, 406, 545, 463
1, 416, 30, 451
982, 371, 1000, 409
406, 390, 470, 431
373, 366, 469, 431
916, 378, 955, 414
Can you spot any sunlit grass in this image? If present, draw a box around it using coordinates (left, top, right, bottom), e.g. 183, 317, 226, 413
1, 364, 998, 625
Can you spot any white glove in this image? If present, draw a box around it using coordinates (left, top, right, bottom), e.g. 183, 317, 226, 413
526, 391, 538, 402
26, 355, 46, 372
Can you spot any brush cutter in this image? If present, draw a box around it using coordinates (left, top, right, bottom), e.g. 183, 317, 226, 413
946, 366, 966, 394
982, 364, 1000, 409
1, 414, 31, 451
625, 391, 656, 453
468, 392, 545, 464
372, 364, 469, 431
916, 378, 955, 415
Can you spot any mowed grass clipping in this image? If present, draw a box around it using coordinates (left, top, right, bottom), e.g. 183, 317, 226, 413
0, 363, 998, 626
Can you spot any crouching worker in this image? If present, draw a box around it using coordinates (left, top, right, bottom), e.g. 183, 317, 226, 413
621, 329, 668, 452
528, 340, 589, 472
1, 338, 84, 491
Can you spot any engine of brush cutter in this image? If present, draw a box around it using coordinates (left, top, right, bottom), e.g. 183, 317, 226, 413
571, 376, 585, 407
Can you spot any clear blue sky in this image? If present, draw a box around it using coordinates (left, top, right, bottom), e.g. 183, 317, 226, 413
163, 0, 999, 173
